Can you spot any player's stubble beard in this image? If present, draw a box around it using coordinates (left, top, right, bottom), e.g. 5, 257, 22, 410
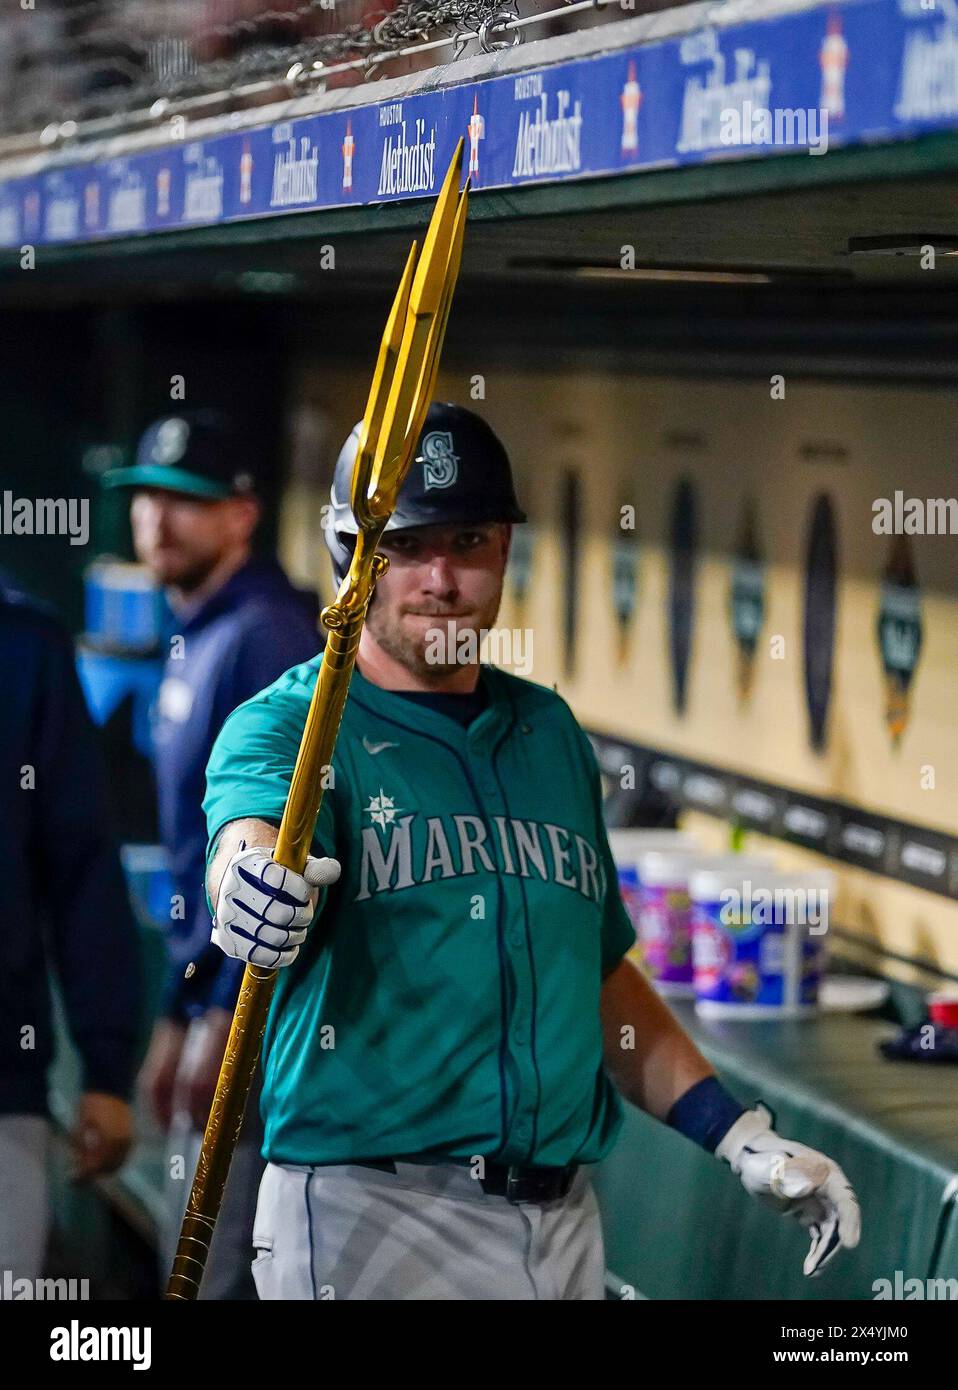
365, 580, 505, 684
136, 513, 230, 597
159, 549, 221, 595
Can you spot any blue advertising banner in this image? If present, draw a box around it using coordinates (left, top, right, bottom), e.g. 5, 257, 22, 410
0, 0, 956, 248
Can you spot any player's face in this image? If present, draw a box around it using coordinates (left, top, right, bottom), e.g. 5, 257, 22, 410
130, 488, 256, 592
365, 521, 511, 680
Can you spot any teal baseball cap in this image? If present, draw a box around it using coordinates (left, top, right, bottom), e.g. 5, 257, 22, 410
101, 409, 258, 499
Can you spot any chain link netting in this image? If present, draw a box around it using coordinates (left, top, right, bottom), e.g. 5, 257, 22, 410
0, 0, 631, 141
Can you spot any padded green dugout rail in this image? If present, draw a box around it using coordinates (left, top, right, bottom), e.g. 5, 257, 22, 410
594, 1004, 958, 1301
50, 916, 958, 1300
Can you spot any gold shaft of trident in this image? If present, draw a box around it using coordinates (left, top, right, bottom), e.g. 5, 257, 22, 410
165, 139, 469, 1301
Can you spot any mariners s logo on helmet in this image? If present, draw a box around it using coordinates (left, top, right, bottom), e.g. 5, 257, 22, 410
150, 417, 190, 466
421, 431, 459, 490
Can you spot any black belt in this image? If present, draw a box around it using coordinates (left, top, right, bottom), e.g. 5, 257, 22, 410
479, 1162, 578, 1204
350, 1158, 578, 1205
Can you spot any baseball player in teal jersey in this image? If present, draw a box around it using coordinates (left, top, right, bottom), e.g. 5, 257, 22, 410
203, 403, 860, 1300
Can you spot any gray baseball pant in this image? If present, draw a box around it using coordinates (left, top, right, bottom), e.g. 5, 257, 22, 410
0, 1115, 50, 1281
160, 1017, 264, 1300
251, 1158, 606, 1300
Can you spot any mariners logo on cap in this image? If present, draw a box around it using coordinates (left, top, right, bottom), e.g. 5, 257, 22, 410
421, 431, 459, 490
150, 417, 190, 466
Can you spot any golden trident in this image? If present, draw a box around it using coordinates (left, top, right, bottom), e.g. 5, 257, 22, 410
166, 139, 469, 1300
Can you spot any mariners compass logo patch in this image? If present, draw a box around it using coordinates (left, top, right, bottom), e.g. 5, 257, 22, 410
364, 788, 406, 829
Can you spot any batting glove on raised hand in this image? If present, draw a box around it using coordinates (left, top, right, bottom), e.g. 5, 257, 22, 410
716, 1104, 861, 1276
212, 845, 341, 968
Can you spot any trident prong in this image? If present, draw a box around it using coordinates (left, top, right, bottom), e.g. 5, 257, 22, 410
165, 137, 470, 1302
364, 137, 466, 527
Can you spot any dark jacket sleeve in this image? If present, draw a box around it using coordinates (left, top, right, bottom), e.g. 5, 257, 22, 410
33, 621, 143, 1098
167, 607, 319, 1019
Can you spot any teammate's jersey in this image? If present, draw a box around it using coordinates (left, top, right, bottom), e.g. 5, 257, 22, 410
203, 660, 636, 1168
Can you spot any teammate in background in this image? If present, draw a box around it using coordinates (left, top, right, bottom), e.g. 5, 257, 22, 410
102, 409, 320, 1299
204, 404, 861, 1300
0, 582, 140, 1282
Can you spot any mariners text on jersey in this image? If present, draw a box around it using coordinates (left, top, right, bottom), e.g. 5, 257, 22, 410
203, 660, 636, 1169
357, 809, 608, 904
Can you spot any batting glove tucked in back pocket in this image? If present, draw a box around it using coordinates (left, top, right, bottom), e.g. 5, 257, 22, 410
212, 845, 341, 968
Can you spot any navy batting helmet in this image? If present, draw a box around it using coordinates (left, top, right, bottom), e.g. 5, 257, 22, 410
324, 402, 526, 584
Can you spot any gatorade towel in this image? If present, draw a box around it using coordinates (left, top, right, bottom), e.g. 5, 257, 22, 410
690, 869, 834, 1018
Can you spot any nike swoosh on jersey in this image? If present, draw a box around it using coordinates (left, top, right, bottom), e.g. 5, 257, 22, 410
362, 736, 400, 755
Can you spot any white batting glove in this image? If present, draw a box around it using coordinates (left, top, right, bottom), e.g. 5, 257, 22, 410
716, 1104, 861, 1276
212, 845, 341, 968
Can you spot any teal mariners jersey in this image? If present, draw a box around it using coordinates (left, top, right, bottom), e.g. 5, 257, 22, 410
203, 660, 636, 1168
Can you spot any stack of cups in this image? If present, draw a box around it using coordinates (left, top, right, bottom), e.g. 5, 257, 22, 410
609, 832, 835, 1015
689, 867, 835, 1018
632, 852, 775, 997
607, 830, 701, 989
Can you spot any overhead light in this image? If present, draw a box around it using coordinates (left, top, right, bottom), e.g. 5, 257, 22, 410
234, 270, 301, 294
575, 267, 774, 284
847, 235, 958, 258
507, 256, 776, 283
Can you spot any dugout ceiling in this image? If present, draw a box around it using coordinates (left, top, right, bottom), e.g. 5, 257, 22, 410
5, 0, 958, 378
5, 133, 958, 297
5, 138, 958, 383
